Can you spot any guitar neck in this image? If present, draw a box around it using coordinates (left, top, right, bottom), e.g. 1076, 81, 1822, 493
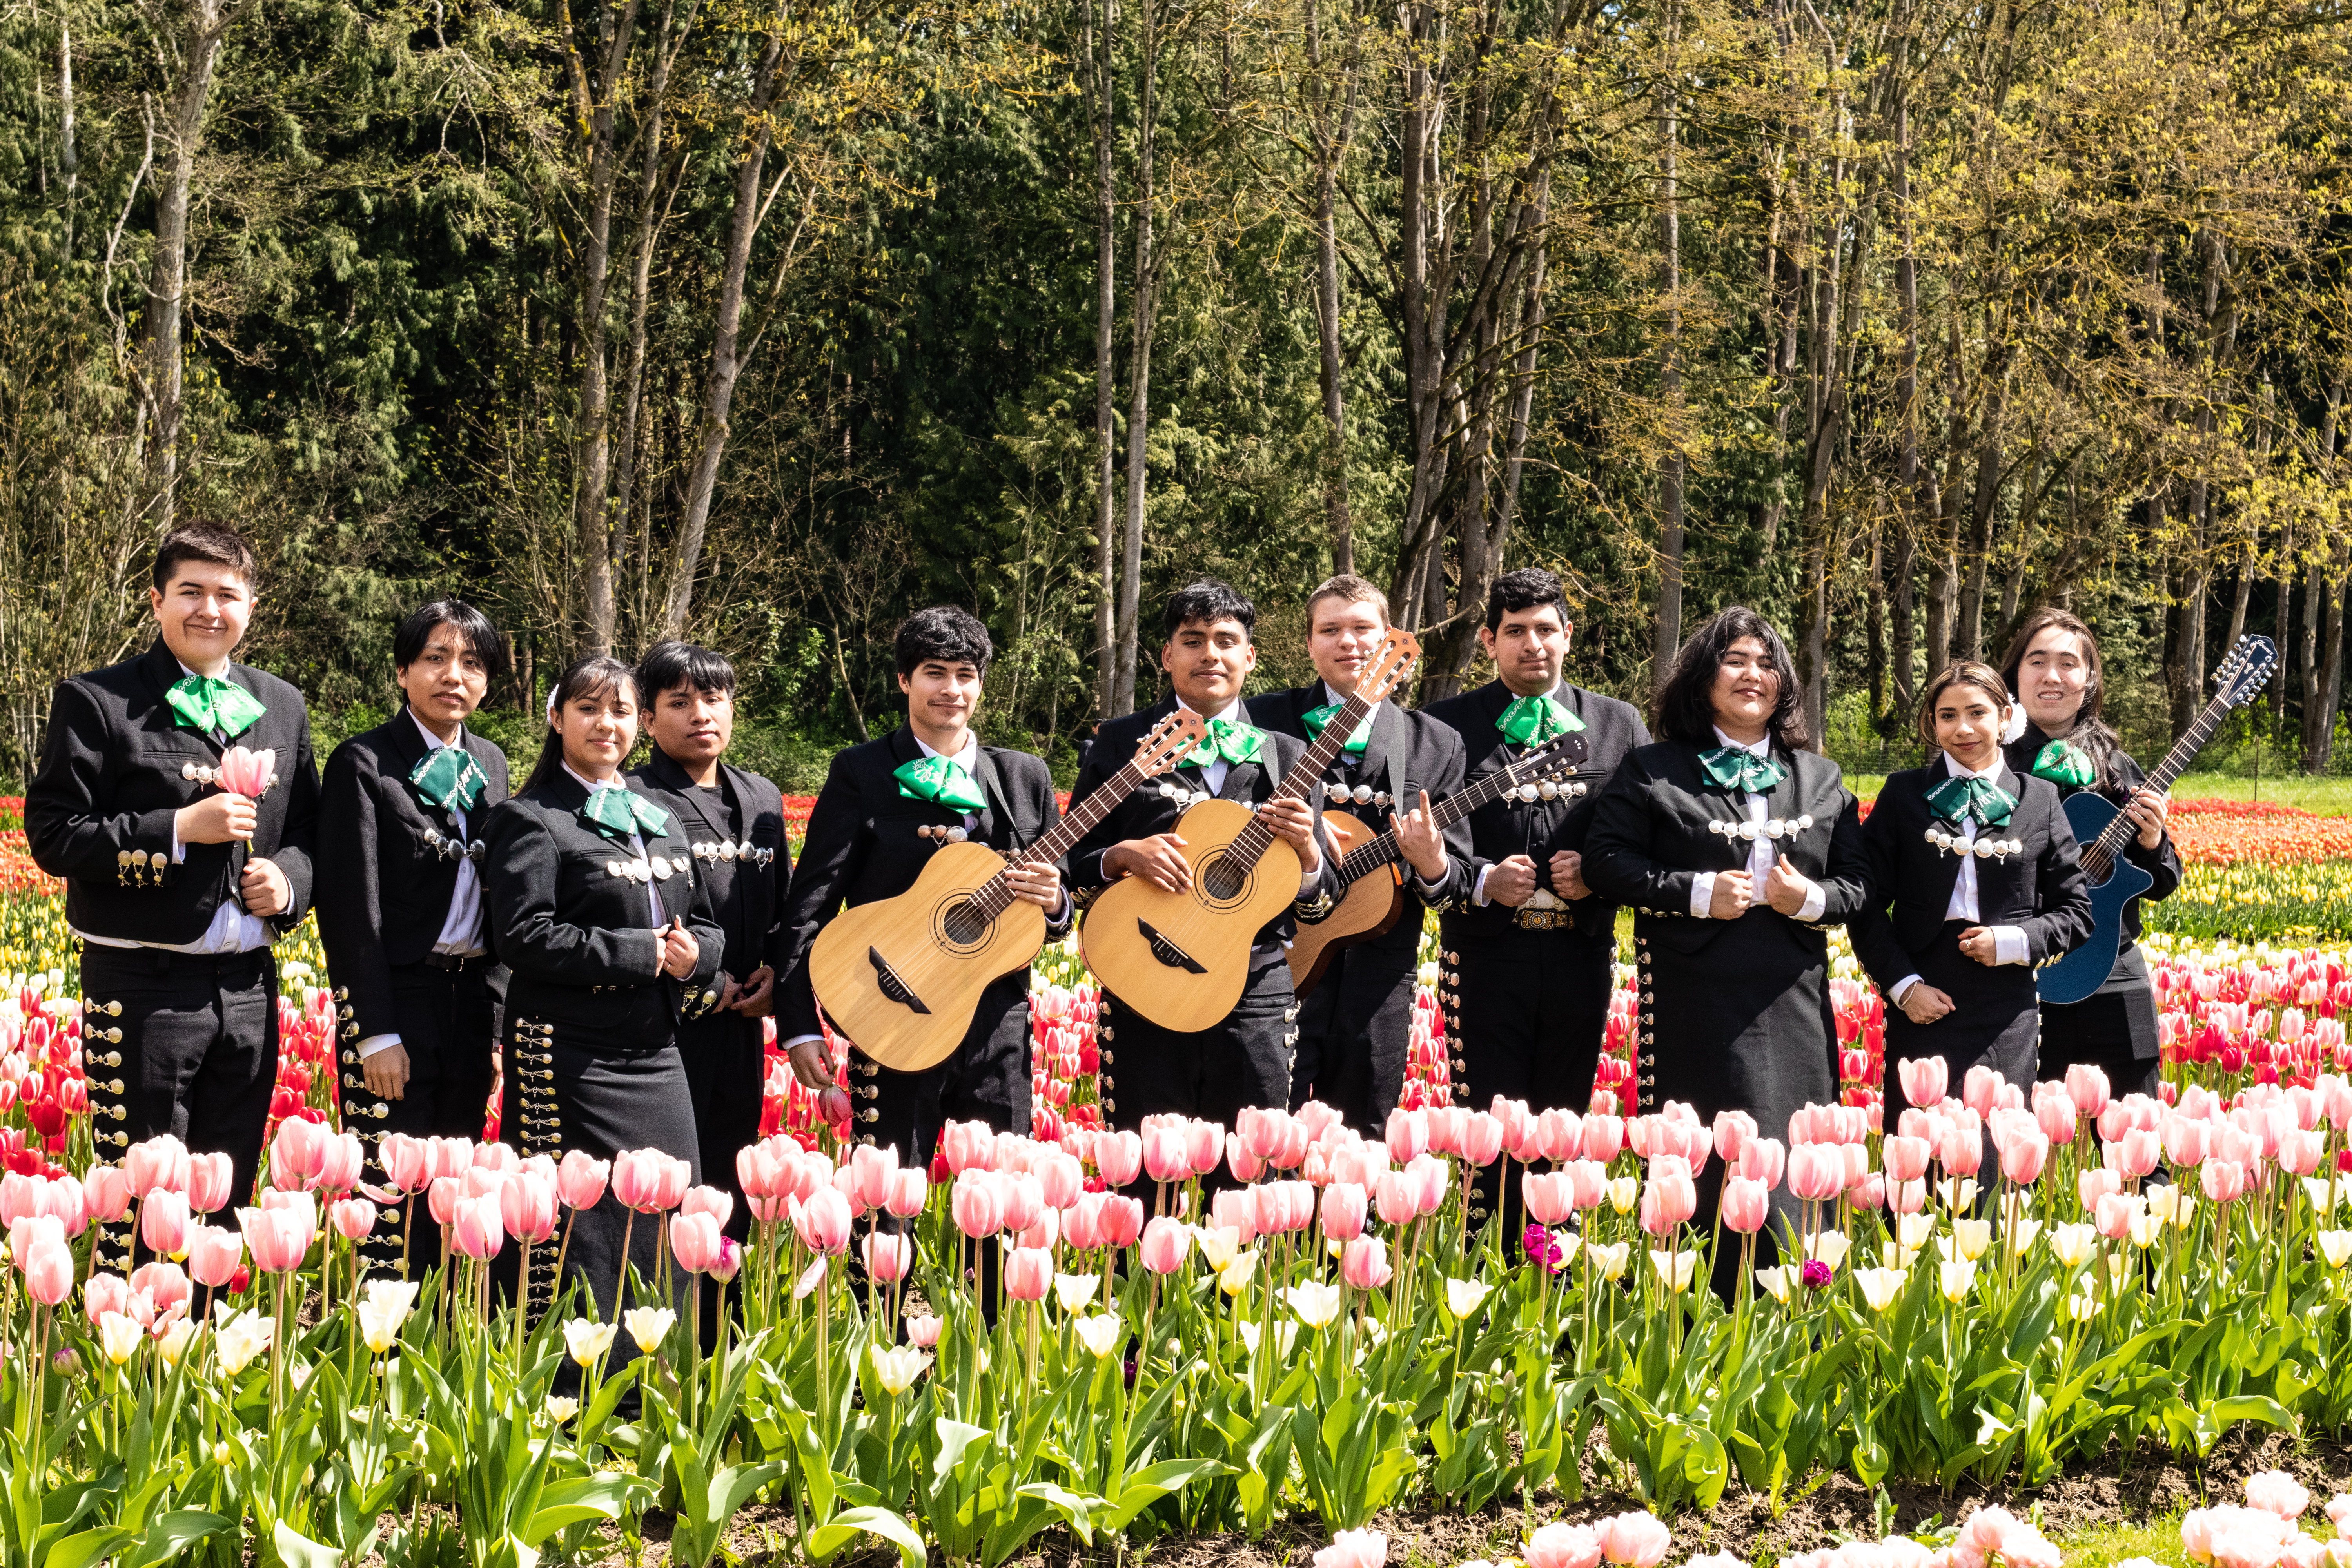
2079, 692, 2230, 879
967, 753, 1158, 920
1336, 753, 1566, 884
1226, 687, 1390, 875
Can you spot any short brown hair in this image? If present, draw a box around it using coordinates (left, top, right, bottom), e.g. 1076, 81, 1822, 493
1916, 661, 2011, 749
152, 523, 259, 594
1305, 574, 1389, 626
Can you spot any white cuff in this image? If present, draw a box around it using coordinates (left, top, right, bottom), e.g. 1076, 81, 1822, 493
1473, 864, 1494, 907
1297, 867, 1320, 897
781, 1033, 826, 1052
356, 1033, 401, 1060
1889, 975, 1922, 1005
171, 820, 187, 864
1794, 877, 1826, 923
1690, 871, 1717, 919
1991, 925, 2029, 965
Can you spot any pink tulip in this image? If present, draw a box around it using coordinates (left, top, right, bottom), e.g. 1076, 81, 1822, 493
1896, 1056, 1949, 1109
1890, 1178, 1927, 1214
2092, 1190, 2136, 1240
216, 744, 276, 799
1639, 1162, 1698, 1236
140, 1189, 189, 1257
1961, 1065, 2002, 1117
448, 1195, 503, 1260
1523, 1172, 1573, 1227
1736, 1136, 1786, 1191
126, 1135, 191, 1201
380, 1134, 432, 1195
796, 1185, 853, 1254
941, 1120, 994, 1173
1004, 1246, 1052, 1301
555, 1150, 610, 1211
1142, 1123, 1189, 1183
85, 1271, 130, 1324
1937, 1127, 1982, 1176
2163, 1116, 2210, 1168
1786, 1143, 1844, 1202
1384, 1107, 1428, 1164
501, 1173, 559, 1244
1526, 1522, 1605, 1568
1313, 1529, 1388, 1568
1237, 1106, 1286, 1162
1181, 1120, 1222, 1178
1341, 1234, 1392, 1290
2000, 1129, 2049, 1186
186, 1152, 234, 1214
1537, 1108, 1583, 1163
2079, 1167, 2122, 1211
1226, 1134, 1266, 1184
1320, 1181, 1368, 1241
652, 1154, 690, 1211
610, 1150, 665, 1212
2066, 1063, 2111, 1120
2283, 1128, 2328, 1178
1098, 1194, 1143, 1248
269, 1117, 328, 1191
950, 1171, 1004, 1239
238, 1206, 315, 1274
886, 1168, 929, 1219
1596, 1510, 1672, 1568
2202, 1158, 2247, 1205
82, 1165, 131, 1225
907, 1314, 944, 1348
20, 1238, 71, 1306
314, 1134, 363, 1196
1882, 1135, 1931, 1184
185, 1225, 243, 1288
2114, 1127, 2161, 1181
328, 1197, 376, 1240
671, 1211, 724, 1274
850, 1144, 899, 1214
999, 1174, 1044, 1237
1582, 1114, 1625, 1163
681, 1184, 733, 1230
1720, 1175, 1770, 1235
1096, 1131, 1143, 1187
1459, 1112, 1504, 1167
1566, 1158, 1610, 1210
737, 1141, 786, 1200
861, 1230, 912, 1283
1140, 1216, 1192, 1274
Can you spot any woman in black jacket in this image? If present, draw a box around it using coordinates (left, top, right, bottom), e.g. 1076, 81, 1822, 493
1852, 662, 2092, 1123
1998, 609, 2180, 1100
482, 655, 726, 1328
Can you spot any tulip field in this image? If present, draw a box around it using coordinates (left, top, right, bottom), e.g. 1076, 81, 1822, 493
11, 797, 2352, 1565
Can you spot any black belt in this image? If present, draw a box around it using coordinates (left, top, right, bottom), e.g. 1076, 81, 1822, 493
416, 951, 491, 973
82, 943, 272, 978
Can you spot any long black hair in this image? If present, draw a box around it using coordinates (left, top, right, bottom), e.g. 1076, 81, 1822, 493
1998, 607, 2120, 789
524, 655, 640, 795
1653, 606, 1809, 749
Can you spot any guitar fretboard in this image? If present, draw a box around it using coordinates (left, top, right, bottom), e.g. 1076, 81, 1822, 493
964, 749, 1164, 922
1221, 671, 1408, 878
2078, 645, 2267, 881
1335, 755, 1584, 885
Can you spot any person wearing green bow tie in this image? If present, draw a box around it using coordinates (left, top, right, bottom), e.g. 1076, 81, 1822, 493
1850, 662, 2092, 1130
317, 601, 514, 1278
1997, 608, 2180, 1100
27, 522, 322, 1254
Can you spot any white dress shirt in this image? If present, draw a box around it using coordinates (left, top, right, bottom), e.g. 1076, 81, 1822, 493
1472, 680, 1571, 909
75, 659, 271, 957
1689, 727, 1826, 923
355, 713, 490, 1060
1888, 755, 2030, 1005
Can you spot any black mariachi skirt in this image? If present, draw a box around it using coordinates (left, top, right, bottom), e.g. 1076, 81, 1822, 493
1879, 920, 2041, 1123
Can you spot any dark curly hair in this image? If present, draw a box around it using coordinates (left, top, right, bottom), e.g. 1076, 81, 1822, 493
1653, 606, 1809, 749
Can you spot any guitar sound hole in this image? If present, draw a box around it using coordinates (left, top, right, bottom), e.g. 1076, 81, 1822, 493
942, 899, 989, 946
1200, 856, 1245, 902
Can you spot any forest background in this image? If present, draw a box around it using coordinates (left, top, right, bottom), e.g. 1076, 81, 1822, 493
0, 0, 2346, 791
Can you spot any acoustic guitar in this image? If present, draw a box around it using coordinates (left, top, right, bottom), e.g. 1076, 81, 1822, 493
1082, 628, 1420, 1032
2034, 633, 2275, 1005
809, 708, 1207, 1071
1287, 731, 1592, 995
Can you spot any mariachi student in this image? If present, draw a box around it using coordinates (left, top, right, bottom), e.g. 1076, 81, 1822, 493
2000, 608, 2179, 1099
27, 522, 321, 1266
481, 656, 725, 1328
775, 607, 1065, 1170
1246, 574, 1471, 1133
627, 641, 791, 1243
1852, 662, 2092, 1123
1584, 606, 1868, 1268
318, 601, 512, 1277
1066, 579, 1341, 1148
1422, 569, 1649, 1229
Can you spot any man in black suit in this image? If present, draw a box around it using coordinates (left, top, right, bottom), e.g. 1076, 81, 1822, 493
1068, 579, 1342, 1140
1248, 575, 1472, 1132
628, 641, 791, 1231
1423, 569, 1649, 1221
776, 607, 1067, 1168
27, 523, 321, 1260
317, 601, 511, 1275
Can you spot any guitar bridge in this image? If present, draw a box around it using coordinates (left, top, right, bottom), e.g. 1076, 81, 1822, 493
1138, 919, 1207, 975
867, 947, 931, 1014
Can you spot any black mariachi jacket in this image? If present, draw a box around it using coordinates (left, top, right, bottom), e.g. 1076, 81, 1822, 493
316, 709, 512, 1045
1849, 757, 2094, 994
27, 639, 321, 943
1419, 678, 1652, 941
1065, 696, 1344, 951
774, 725, 1070, 1044
1245, 683, 1475, 947
2002, 724, 2182, 955
628, 750, 793, 991
480, 770, 728, 1050
1583, 738, 1870, 957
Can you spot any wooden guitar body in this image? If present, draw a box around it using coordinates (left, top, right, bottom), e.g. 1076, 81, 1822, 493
809, 840, 1048, 1072
1081, 797, 1305, 1032
1286, 809, 1404, 995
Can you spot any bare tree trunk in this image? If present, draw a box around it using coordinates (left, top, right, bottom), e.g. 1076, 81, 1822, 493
657, 36, 786, 639
1305, 0, 1360, 575
1109, 0, 1160, 717
57, 2, 78, 246
1083, 0, 1118, 719
2307, 385, 2344, 772
1995, 444, 2042, 639
1652, 15, 1684, 693
1925, 314, 1963, 673
1387, 0, 1449, 626
1891, 84, 1920, 714
1955, 334, 2012, 660
142, 0, 244, 527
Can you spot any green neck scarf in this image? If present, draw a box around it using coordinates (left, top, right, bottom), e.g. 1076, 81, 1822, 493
893, 754, 989, 813
165, 673, 265, 739
1184, 715, 1265, 769
410, 744, 488, 814
1699, 745, 1787, 796
1301, 701, 1376, 756
1496, 693, 1584, 746
2029, 739, 2096, 788
579, 784, 670, 842
1925, 770, 2017, 829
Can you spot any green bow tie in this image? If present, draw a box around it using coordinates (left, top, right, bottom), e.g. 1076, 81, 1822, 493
1301, 702, 1376, 755
1925, 772, 2017, 829
1185, 716, 1264, 768
579, 785, 670, 842
164, 673, 265, 739
409, 744, 488, 815
2030, 740, 2096, 788
1700, 746, 1787, 796
893, 755, 990, 813
1496, 694, 1584, 747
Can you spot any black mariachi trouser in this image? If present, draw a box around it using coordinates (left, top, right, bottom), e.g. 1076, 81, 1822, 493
1435, 915, 1613, 1247
80, 943, 278, 1270
504, 1007, 699, 1368
1101, 946, 1297, 1201
341, 956, 504, 1279
1290, 929, 1421, 1136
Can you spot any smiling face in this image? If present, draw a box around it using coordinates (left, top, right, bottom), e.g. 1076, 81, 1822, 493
398, 622, 490, 740
553, 679, 640, 781
1708, 637, 1781, 742
149, 561, 252, 675
2016, 627, 2093, 733
1932, 681, 2008, 772
898, 659, 985, 751
1162, 618, 1256, 713
1307, 596, 1386, 698
648, 681, 734, 767
1477, 604, 1572, 699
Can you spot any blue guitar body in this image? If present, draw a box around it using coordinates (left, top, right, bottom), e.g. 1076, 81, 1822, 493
2035, 790, 2155, 1006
